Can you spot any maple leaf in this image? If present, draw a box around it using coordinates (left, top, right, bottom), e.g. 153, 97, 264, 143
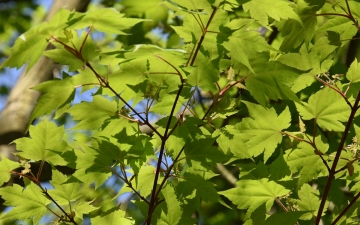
13, 120, 69, 165
235, 101, 291, 162
296, 87, 350, 131
220, 178, 290, 218
0, 183, 51, 224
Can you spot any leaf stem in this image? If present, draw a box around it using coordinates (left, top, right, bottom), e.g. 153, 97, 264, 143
315, 76, 352, 108
315, 13, 349, 18
79, 26, 92, 55
155, 55, 185, 82
315, 90, 360, 225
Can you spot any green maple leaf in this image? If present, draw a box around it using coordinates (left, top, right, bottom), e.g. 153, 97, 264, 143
121, 0, 168, 29
70, 144, 113, 188
150, 94, 185, 115
91, 207, 134, 224
244, 204, 266, 225
0, 183, 51, 224
268, 151, 292, 181
185, 137, 230, 168
293, 183, 328, 220
223, 27, 274, 74
73, 67, 100, 93
317, 17, 357, 47
177, 172, 219, 202
239, 152, 291, 182
103, 45, 184, 103
102, 60, 145, 100
277, 45, 320, 71
137, 165, 156, 198
186, 49, 219, 91
235, 53, 300, 105
0, 9, 72, 72
239, 162, 269, 180
220, 178, 290, 218
243, 0, 302, 27
48, 170, 81, 205
30, 75, 75, 124
13, 120, 69, 165
213, 125, 252, 159
235, 101, 291, 162
278, 40, 336, 93
67, 8, 147, 35
160, 116, 203, 157
0, 32, 48, 72
278, 0, 322, 51
159, 184, 183, 225
0, 155, 21, 185
263, 211, 308, 225
245, 70, 299, 106
43, 47, 83, 71
67, 95, 117, 130
295, 87, 350, 131
346, 58, 360, 83
284, 136, 329, 185
73, 200, 98, 219
170, 0, 212, 11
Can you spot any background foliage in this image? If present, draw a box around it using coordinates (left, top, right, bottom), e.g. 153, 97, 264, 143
2, 0, 360, 224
